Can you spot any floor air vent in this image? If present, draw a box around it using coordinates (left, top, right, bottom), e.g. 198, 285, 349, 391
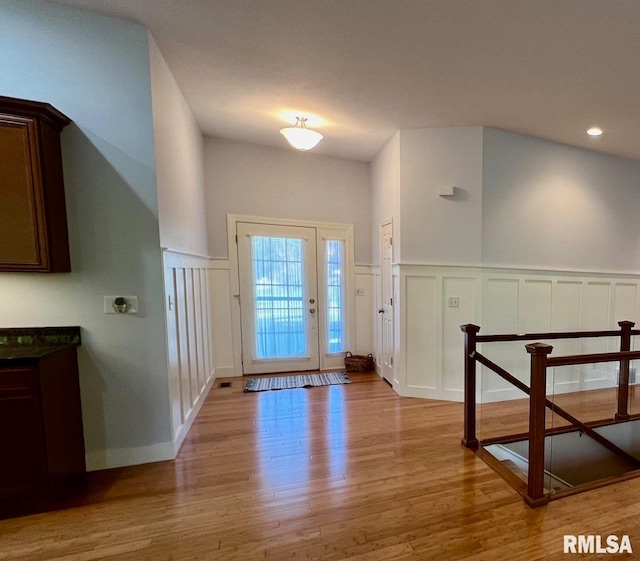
218, 381, 232, 388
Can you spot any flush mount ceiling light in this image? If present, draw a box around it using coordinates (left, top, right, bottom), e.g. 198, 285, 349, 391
587, 126, 604, 137
280, 117, 323, 151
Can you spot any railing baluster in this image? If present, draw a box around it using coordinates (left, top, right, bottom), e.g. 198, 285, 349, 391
525, 342, 553, 507
460, 324, 480, 449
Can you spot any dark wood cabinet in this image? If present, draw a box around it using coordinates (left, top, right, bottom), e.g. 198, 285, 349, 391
0, 346, 85, 518
0, 372, 47, 500
0, 96, 71, 272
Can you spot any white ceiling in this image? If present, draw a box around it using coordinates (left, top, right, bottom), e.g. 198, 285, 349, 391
51, 0, 640, 162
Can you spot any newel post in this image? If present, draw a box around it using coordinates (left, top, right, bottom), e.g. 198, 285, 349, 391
525, 342, 553, 507
461, 324, 480, 449
616, 320, 635, 421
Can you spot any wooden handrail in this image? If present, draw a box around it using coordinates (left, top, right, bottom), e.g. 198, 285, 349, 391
547, 349, 640, 367
476, 328, 640, 343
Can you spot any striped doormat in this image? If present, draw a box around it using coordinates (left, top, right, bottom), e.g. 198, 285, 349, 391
244, 372, 351, 392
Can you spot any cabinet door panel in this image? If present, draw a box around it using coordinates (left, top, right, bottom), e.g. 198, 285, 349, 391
0, 394, 47, 499
0, 367, 35, 393
0, 116, 45, 267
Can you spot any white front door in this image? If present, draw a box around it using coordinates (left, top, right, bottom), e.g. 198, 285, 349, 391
237, 222, 320, 374
380, 222, 394, 383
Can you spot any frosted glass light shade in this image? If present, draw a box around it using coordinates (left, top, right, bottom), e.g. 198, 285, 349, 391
280, 118, 323, 150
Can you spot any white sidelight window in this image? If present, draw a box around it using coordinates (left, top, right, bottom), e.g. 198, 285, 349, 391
325, 239, 345, 354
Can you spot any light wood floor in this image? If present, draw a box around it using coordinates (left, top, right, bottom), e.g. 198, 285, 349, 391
3, 373, 640, 560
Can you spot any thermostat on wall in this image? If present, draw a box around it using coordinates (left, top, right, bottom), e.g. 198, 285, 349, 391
438, 186, 456, 197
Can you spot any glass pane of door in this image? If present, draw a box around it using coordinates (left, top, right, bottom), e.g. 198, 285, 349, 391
253, 236, 305, 358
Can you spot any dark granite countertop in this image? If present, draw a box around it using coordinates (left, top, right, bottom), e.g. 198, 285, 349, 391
0, 327, 80, 361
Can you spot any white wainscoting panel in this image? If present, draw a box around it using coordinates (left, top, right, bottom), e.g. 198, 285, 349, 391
163, 268, 182, 440
581, 283, 616, 384
392, 266, 401, 386
520, 280, 552, 332
210, 261, 236, 377
163, 250, 217, 455
442, 276, 478, 393
614, 283, 638, 325
396, 265, 482, 400
371, 267, 381, 373
354, 265, 374, 357
389, 265, 640, 403
184, 269, 200, 404
404, 275, 438, 390
481, 272, 640, 402
481, 278, 520, 398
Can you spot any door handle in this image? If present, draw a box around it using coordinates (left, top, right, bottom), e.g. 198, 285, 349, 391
378, 309, 385, 314
309, 308, 316, 314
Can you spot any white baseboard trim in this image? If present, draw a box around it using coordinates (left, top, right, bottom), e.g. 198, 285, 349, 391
394, 378, 618, 404
86, 370, 218, 472
479, 387, 529, 404
85, 441, 175, 472
396, 384, 464, 402
479, 378, 616, 404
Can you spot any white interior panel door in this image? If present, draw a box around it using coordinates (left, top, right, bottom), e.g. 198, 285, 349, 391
237, 222, 320, 374
380, 222, 394, 383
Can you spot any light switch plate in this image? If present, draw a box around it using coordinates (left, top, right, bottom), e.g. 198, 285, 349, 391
356, 288, 365, 296
448, 296, 460, 308
104, 296, 139, 314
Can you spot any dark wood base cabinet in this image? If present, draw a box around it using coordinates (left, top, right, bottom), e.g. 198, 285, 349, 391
0, 347, 85, 518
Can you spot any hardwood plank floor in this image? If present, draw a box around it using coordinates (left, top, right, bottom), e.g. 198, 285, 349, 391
2, 373, 640, 560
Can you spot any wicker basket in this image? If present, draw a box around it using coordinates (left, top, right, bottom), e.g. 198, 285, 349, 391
344, 351, 374, 372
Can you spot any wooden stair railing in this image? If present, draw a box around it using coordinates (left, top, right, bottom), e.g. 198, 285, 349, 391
461, 320, 640, 507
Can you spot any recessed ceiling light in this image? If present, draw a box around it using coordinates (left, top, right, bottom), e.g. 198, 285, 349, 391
587, 127, 603, 137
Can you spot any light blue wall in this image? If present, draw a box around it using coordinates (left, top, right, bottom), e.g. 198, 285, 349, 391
399, 127, 483, 265
373, 125, 640, 273
0, 1, 171, 468
483, 128, 640, 273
